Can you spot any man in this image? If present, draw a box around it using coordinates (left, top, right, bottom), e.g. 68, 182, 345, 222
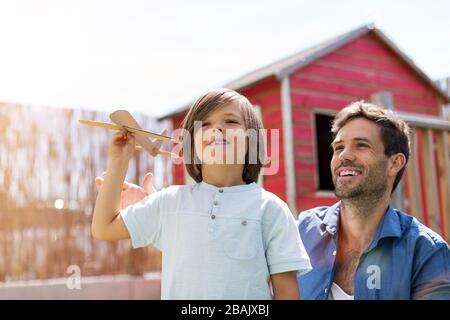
297, 101, 450, 300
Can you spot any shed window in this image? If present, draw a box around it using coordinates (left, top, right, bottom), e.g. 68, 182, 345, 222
315, 113, 334, 191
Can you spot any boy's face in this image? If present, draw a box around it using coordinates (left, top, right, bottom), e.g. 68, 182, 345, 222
194, 101, 247, 165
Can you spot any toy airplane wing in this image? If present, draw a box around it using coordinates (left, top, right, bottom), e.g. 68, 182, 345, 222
78, 110, 180, 158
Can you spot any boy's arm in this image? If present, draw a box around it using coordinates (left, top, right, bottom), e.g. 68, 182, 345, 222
91, 131, 136, 240
271, 271, 300, 300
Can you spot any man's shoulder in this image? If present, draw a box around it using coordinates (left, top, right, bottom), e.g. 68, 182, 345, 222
395, 209, 449, 251
297, 205, 336, 235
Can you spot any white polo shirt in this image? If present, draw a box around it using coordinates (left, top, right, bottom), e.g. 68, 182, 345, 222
121, 181, 311, 300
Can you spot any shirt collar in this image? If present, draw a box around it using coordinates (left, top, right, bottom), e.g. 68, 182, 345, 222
199, 181, 258, 193
365, 204, 402, 252
321, 202, 341, 235
321, 202, 402, 245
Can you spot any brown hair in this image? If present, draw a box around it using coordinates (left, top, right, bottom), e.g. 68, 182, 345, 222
181, 88, 265, 184
331, 101, 411, 193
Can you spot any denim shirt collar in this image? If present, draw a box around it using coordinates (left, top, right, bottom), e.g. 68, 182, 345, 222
321, 202, 403, 250
321, 202, 341, 235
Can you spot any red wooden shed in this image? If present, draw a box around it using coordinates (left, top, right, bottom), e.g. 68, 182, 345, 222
161, 24, 450, 241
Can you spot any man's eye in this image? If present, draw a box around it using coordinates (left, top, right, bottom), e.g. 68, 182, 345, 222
333, 146, 343, 152
357, 143, 369, 148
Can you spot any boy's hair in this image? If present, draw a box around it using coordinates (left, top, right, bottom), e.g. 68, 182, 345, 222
181, 88, 265, 184
331, 101, 411, 193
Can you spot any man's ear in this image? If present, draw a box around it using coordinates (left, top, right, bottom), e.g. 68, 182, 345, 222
388, 153, 407, 177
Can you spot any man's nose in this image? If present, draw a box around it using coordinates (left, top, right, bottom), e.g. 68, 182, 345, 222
338, 147, 356, 162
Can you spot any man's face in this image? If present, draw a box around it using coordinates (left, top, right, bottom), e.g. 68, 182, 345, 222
331, 118, 389, 199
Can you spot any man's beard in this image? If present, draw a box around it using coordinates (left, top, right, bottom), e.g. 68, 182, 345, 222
333, 159, 388, 201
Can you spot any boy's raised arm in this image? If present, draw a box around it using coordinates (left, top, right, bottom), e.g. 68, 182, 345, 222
91, 131, 136, 240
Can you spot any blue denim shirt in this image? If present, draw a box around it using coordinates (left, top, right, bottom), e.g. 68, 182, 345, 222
297, 202, 450, 300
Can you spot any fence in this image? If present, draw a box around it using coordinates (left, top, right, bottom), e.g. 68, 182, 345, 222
0, 103, 171, 281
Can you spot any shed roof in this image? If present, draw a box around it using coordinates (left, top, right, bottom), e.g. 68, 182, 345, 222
161, 23, 450, 119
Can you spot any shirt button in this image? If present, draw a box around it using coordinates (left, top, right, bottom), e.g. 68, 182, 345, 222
241, 220, 247, 226
213, 201, 218, 206
211, 214, 216, 220
324, 288, 328, 293
219, 189, 224, 193
332, 250, 336, 256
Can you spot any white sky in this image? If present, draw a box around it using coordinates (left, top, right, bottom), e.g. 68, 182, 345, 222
0, 0, 449, 117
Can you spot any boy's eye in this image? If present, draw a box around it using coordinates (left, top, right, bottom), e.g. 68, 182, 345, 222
226, 119, 239, 124
201, 122, 210, 127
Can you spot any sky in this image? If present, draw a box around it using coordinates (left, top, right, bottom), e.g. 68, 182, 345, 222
0, 0, 449, 117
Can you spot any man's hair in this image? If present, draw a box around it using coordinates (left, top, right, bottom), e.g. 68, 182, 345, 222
181, 88, 265, 184
331, 101, 411, 193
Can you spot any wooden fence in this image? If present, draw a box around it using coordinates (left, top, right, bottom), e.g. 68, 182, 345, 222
399, 113, 450, 243
0, 103, 171, 281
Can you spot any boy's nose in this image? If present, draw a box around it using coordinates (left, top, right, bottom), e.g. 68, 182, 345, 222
212, 123, 224, 132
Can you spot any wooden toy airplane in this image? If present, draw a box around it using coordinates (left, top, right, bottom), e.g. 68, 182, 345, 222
79, 110, 180, 158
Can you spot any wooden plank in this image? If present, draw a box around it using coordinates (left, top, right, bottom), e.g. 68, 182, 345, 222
293, 127, 314, 141
435, 131, 450, 242
406, 128, 424, 221
240, 77, 280, 99
420, 128, 441, 234
316, 61, 431, 93
290, 80, 439, 114
396, 112, 450, 131
291, 76, 438, 109
292, 72, 437, 99
433, 131, 446, 238
343, 35, 396, 56
301, 63, 430, 93
280, 76, 297, 214
173, 164, 185, 185
263, 109, 283, 124
291, 77, 374, 98
264, 177, 287, 194
337, 46, 408, 64
323, 50, 415, 77
317, 59, 417, 85
258, 91, 282, 107
402, 163, 413, 213
417, 129, 430, 226
291, 92, 349, 110
297, 195, 337, 212
293, 143, 315, 154
393, 95, 439, 109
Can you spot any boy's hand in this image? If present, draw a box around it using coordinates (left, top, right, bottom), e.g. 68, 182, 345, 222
95, 172, 155, 209
108, 130, 136, 164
